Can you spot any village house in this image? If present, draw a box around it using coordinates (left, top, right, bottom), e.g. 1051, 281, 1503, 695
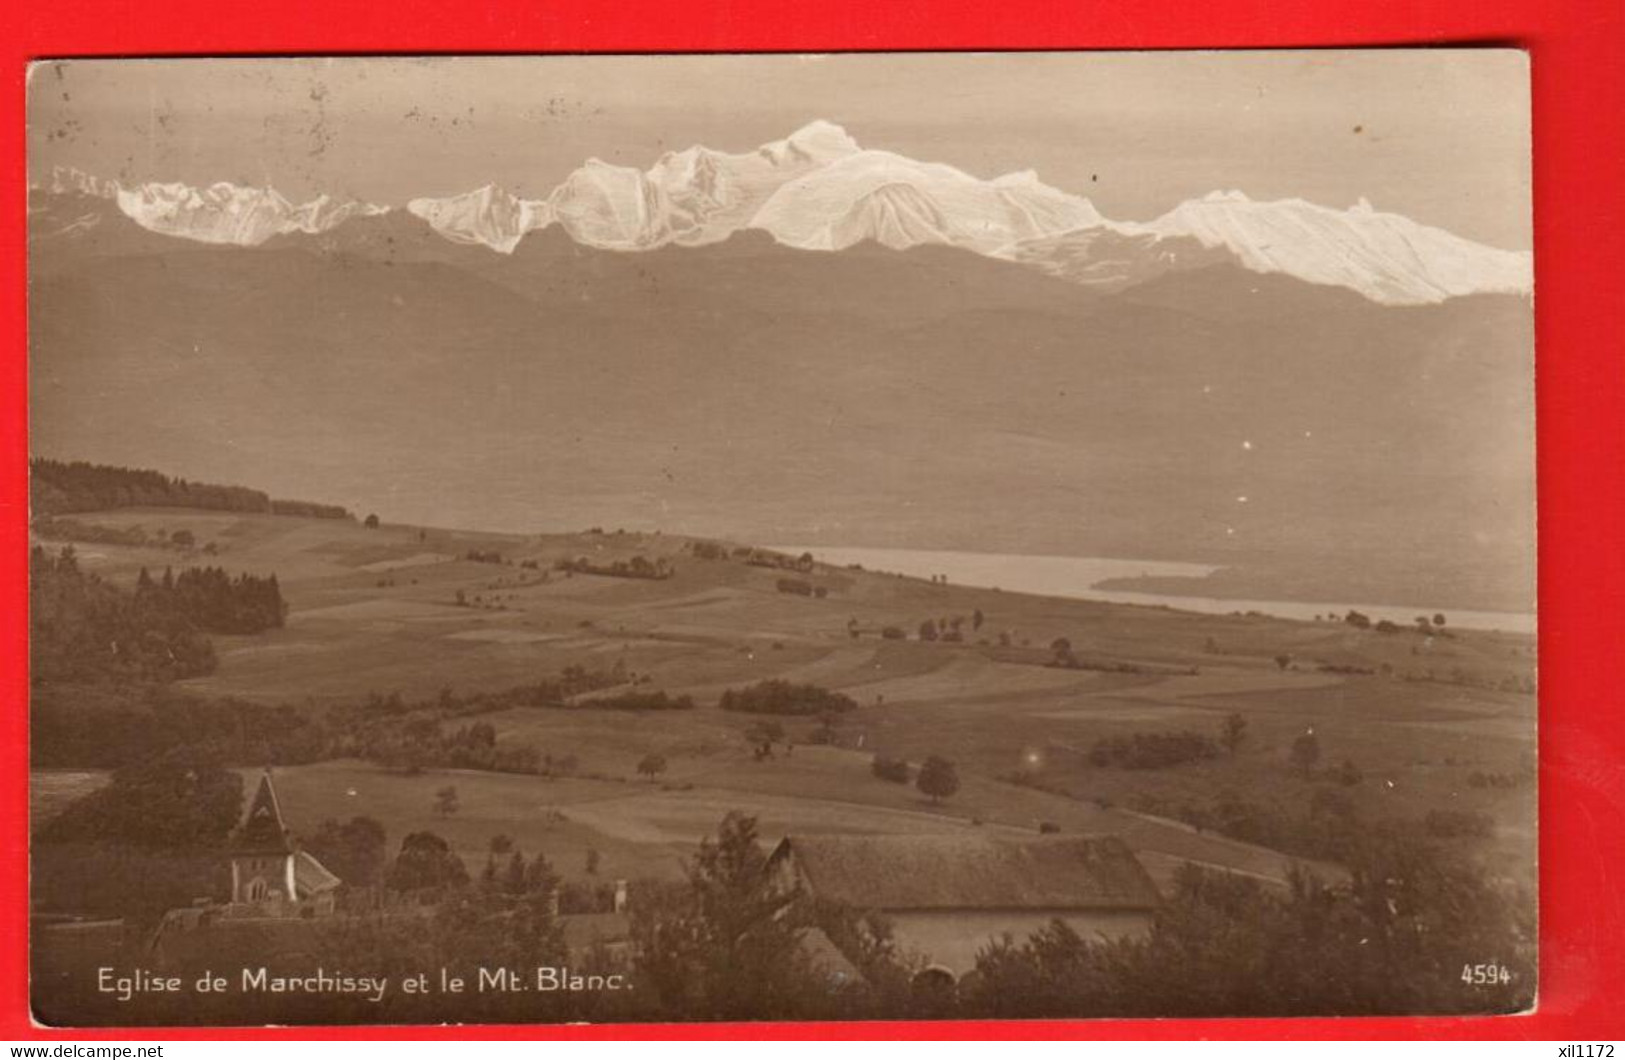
768, 832, 1162, 982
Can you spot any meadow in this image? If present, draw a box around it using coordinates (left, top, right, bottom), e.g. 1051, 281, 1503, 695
33, 507, 1537, 896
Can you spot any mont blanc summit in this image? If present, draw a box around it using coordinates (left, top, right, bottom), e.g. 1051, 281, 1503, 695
30, 121, 1531, 305
748, 150, 1105, 253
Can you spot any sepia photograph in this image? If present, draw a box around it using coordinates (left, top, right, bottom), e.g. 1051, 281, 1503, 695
25, 51, 1536, 1026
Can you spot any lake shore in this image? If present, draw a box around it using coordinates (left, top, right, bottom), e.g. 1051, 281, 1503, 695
771, 544, 1536, 634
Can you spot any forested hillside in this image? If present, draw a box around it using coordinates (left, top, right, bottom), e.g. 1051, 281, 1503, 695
29, 545, 286, 685
31, 459, 353, 520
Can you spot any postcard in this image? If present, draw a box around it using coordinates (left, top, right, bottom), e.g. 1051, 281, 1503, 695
26, 52, 1535, 1025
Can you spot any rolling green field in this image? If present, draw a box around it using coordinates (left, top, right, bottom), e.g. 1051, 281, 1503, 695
34, 507, 1537, 894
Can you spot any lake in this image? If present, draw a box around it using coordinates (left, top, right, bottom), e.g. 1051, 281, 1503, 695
769, 545, 1536, 634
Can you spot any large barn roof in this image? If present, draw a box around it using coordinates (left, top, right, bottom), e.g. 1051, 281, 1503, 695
770, 833, 1162, 912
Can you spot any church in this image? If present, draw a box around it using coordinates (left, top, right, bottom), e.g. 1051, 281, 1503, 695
143, 770, 345, 976
225, 769, 342, 918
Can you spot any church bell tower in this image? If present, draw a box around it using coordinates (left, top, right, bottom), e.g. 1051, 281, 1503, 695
229, 770, 298, 910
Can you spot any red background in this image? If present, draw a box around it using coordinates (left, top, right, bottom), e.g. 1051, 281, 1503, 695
2, 0, 1621, 1040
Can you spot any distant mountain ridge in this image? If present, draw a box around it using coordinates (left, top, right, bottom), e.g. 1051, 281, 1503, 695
31, 120, 1533, 305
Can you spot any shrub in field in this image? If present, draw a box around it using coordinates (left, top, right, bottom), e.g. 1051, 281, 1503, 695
870, 755, 911, 783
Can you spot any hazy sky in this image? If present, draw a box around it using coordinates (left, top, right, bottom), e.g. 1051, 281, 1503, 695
28, 51, 1532, 248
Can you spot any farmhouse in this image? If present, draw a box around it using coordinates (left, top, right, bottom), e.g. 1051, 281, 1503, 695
768, 833, 1161, 981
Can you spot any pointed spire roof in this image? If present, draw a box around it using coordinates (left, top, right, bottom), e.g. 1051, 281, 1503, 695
232, 770, 293, 854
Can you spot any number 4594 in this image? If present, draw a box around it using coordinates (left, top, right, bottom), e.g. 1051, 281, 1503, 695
1461, 963, 1513, 985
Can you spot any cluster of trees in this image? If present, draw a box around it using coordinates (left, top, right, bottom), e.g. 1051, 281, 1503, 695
304, 816, 389, 890
1168, 789, 1364, 861
1343, 609, 1452, 636
355, 667, 622, 719
31, 547, 285, 686
1088, 730, 1220, 770
476, 842, 562, 902
32, 688, 328, 769
40, 759, 246, 849
868, 753, 958, 801
775, 577, 828, 598
719, 680, 858, 717
1157, 749, 1493, 873
870, 755, 911, 783
134, 564, 286, 634
1403, 666, 1537, 696
273, 499, 353, 519
743, 549, 816, 573
31, 459, 351, 520
31, 666, 631, 772
916, 612, 981, 643
555, 555, 674, 580
576, 690, 695, 712
1316, 662, 1376, 675
1036, 637, 1193, 677
965, 845, 1531, 1017
743, 720, 787, 759
31, 546, 217, 686
628, 813, 823, 1020
386, 831, 473, 894
306, 671, 681, 775
31, 841, 229, 928
916, 756, 959, 803
31, 516, 206, 552
363, 718, 545, 776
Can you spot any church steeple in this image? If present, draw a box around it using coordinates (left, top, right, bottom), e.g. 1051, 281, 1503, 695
229, 770, 298, 909
233, 770, 294, 855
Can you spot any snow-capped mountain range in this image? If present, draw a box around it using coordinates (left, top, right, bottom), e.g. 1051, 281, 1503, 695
32, 121, 1532, 305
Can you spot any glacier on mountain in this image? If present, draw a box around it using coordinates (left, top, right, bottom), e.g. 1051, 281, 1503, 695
750, 150, 1103, 253
403, 120, 865, 252
113, 181, 386, 246
1121, 190, 1534, 305
406, 185, 550, 254
545, 119, 862, 250
32, 121, 1533, 305
41, 165, 119, 200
